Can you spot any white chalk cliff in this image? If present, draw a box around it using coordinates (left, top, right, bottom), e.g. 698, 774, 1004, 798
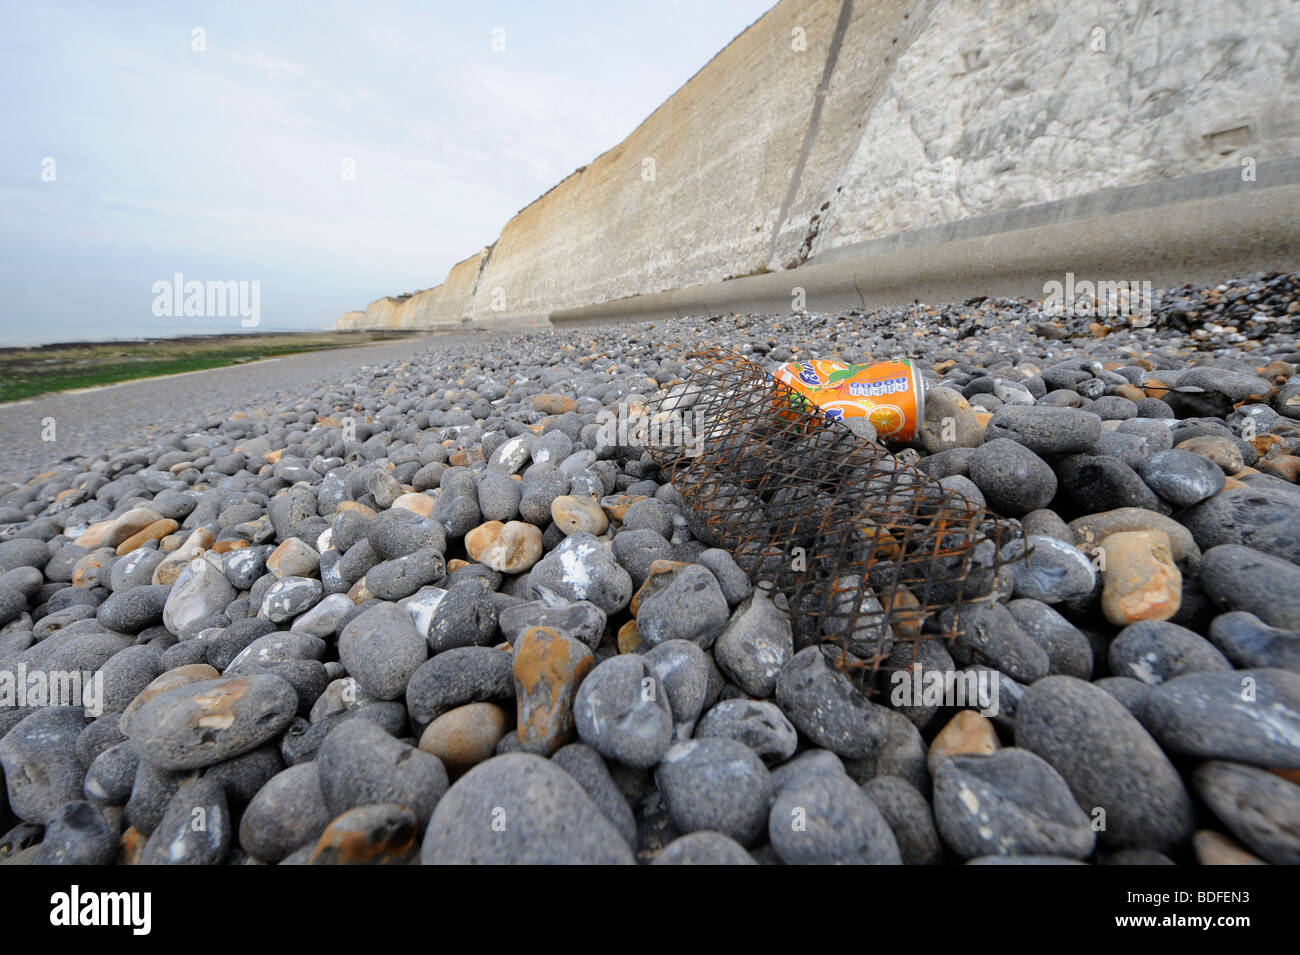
337, 0, 1300, 330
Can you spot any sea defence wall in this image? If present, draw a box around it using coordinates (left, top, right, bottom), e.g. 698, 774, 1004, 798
336, 0, 1300, 331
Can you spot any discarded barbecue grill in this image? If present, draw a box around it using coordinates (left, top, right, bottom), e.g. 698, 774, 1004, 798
644, 349, 1027, 684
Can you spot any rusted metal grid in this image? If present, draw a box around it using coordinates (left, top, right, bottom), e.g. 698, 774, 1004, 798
645, 349, 1025, 682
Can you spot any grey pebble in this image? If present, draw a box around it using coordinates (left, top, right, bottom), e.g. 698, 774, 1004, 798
35, 800, 116, 865
1142, 668, 1300, 768
696, 698, 798, 763
574, 655, 673, 768
861, 775, 943, 865
968, 439, 1056, 517
650, 830, 756, 865
933, 749, 1094, 860
124, 674, 298, 770
712, 587, 793, 697
656, 737, 774, 847
337, 601, 428, 700
140, 776, 231, 864
775, 647, 889, 760
1014, 676, 1193, 851
0, 707, 88, 823
1108, 619, 1232, 685
768, 770, 900, 864
421, 753, 633, 864
1194, 760, 1300, 865
551, 742, 637, 847
1207, 611, 1300, 672
238, 762, 331, 863
1000, 536, 1096, 604
405, 646, 514, 727
1137, 449, 1226, 506
317, 718, 448, 825
1006, 598, 1094, 679
1200, 544, 1300, 629
635, 564, 729, 649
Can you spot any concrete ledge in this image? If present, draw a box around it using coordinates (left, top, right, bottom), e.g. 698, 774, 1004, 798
816, 158, 1300, 265
549, 162, 1300, 328
472, 313, 552, 331
544, 292, 676, 326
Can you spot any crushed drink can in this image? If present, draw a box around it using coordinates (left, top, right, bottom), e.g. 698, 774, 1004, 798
772, 358, 926, 441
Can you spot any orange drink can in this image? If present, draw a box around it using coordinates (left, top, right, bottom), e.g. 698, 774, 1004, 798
772, 358, 926, 441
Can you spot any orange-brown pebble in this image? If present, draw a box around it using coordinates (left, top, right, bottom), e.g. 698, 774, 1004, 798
75, 507, 162, 549
119, 826, 146, 865
151, 527, 216, 585
533, 393, 577, 415
551, 495, 608, 536
72, 547, 116, 587
617, 620, 643, 654
1099, 530, 1181, 625
392, 492, 435, 517
630, 560, 690, 616
599, 494, 648, 522
927, 710, 1000, 774
1193, 830, 1265, 865
512, 626, 594, 755
115, 519, 178, 556
881, 586, 923, 638
858, 520, 902, 559
1249, 433, 1286, 456
465, 520, 543, 573
1259, 453, 1300, 483
449, 446, 486, 467
308, 804, 419, 865
1260, 360, 1296, 382
347, 578, 373, 604
72, 519, 116, 550
418, 702, 510, 777
1176, 435, 1244, 474
266, 537, 320, 578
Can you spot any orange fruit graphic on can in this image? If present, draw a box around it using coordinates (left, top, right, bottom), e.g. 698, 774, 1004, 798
772, 358, 925, 441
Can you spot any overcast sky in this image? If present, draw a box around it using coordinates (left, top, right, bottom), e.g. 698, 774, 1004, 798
0, 1, 773, 344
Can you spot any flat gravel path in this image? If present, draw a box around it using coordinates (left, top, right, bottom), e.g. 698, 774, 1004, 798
0, 335, 463, 485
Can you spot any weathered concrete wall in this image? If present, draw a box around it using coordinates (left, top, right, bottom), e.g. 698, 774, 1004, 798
336, 0, 1300, 330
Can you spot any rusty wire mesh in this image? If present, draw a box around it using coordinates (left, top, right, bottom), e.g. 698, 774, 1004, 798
645, 349, 1026, 683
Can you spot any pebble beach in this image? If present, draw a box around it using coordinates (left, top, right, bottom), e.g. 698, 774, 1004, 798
1, 271, 1298, 865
